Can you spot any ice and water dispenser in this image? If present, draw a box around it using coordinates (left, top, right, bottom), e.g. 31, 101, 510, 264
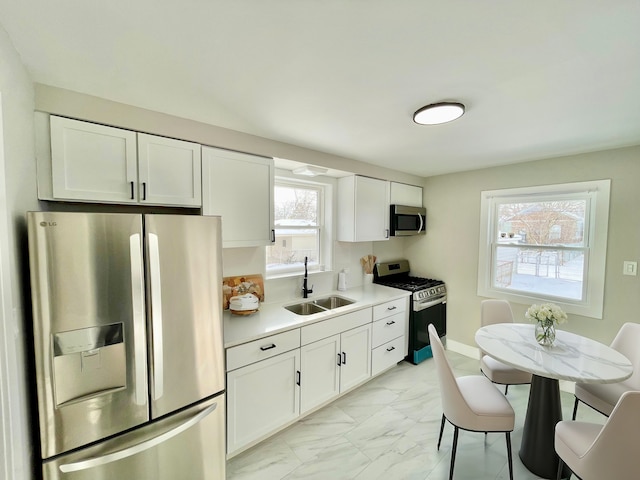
52, 323, 126, 406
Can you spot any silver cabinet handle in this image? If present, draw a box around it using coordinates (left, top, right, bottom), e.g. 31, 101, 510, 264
59, 402, 218, 473
129, 234, 146, 406
148, 233, 164, 400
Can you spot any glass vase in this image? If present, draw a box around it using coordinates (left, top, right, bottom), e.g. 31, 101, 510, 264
535, 321, 556, 346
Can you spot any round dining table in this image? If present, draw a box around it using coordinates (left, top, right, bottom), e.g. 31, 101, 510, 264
475, 323, 633, 479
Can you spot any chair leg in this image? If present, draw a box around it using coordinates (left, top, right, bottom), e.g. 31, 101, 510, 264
556, 457, 572, 480
572, 397, 579, 420
437, 414, 446, 450
505, 432, 513, 480
449, 426, 459, 480
504, 384, 509, 395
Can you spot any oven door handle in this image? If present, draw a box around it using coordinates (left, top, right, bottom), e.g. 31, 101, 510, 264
414, 296, 446, 312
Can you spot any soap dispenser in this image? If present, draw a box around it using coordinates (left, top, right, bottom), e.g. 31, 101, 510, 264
337, 269, 347, 291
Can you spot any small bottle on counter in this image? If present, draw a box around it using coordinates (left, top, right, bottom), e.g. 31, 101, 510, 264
337, 269, 347, 291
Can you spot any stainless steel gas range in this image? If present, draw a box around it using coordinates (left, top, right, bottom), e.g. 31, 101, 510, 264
374, 259, 447, 364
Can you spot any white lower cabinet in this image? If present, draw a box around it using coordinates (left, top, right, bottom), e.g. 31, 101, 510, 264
372, 335, 405, 376
371, 298, 408, 375
300, 335, 340, 414
225, 301, 409, 456
226, 349, 300, 456
340, 324, 373, 391
299, 323, 372, 415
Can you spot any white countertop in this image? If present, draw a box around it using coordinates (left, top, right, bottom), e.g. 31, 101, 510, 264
224, 284, 410, 348
475, 323, 633, 384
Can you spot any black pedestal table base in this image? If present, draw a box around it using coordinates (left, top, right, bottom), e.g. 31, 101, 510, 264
519, 375, 571, 479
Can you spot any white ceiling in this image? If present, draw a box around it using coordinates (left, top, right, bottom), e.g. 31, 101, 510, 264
1, 0, 640, 177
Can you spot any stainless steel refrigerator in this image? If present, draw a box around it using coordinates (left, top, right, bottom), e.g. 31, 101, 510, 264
27, 212, 226, 480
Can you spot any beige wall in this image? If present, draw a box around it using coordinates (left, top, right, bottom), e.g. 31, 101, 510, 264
34, 83, 423, 187
0, 22, 38, 480
406, 146, 640, 348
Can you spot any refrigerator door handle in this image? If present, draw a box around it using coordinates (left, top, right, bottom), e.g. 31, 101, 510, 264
148, 232, 164, 400
129, 234, 147, 406
58, 402, 219, 473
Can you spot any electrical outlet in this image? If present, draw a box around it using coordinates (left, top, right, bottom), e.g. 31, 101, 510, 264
623, 261, 637, 276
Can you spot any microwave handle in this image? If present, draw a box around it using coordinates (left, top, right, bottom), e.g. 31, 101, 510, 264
418, 213, 424, 234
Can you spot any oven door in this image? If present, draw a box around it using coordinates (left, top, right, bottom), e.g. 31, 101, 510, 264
409, 296, 447, 364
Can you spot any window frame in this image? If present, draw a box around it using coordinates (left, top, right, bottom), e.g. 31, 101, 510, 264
266, 176, 332, 278
477, 179, 610, 319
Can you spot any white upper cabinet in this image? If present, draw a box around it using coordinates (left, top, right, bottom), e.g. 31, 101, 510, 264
337, 175, 390, 242
50, 116, 138, 203
201, 146, 275, 248
390, 182, 423, 207
46, 115, 201, 207
137, 133, 201, 206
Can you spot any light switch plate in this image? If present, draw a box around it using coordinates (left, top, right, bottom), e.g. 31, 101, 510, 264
623, 261, 637, 276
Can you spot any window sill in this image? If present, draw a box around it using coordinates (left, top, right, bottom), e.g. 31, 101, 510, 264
266, 268, 332, 281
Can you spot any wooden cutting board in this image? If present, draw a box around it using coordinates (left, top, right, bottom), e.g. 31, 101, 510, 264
222, 274, 264, 310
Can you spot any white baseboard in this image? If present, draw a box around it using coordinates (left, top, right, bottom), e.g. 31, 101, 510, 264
446, 339, 480, 359
445, 339, 575, 394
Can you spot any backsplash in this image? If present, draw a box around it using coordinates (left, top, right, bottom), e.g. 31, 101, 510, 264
222, 237, 406, 305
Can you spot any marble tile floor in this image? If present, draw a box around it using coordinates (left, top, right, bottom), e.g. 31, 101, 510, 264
226, 350, 604, 480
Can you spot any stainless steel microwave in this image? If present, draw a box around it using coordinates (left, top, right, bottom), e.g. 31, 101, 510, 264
390, 204, 426, 236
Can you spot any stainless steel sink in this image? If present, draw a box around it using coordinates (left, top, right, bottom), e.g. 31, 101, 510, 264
312, 295, 355, 309
284, 302, 326, 315
284, 295, 355, 315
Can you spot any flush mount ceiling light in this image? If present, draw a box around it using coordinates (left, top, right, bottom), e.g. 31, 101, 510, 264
413, 102, 465, 125
292, 165, 329, 177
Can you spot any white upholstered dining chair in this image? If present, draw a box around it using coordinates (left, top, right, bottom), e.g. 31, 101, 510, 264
572, 322, 640, 420
555, 390, 640, 480
479, 299, 532, 394
428, 324, 515, 480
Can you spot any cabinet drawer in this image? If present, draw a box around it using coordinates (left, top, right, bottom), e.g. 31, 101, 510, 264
373, 297, 406, 321
226, 330, 300, 371
301, 308, 371, 346
372, 312, 406, 348
372, 336, 405, 376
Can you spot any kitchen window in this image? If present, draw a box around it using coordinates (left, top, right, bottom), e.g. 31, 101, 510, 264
477, 179, 610, 319
266, 179, 329, 276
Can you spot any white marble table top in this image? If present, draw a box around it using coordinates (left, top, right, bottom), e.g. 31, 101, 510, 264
475, 323, 633, 384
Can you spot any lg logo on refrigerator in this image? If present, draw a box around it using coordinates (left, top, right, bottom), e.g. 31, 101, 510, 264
39, 222, 57, 227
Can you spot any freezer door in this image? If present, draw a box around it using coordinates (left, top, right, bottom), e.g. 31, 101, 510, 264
27, 212, 149, 459
42, 394, 226, 480
145, 214, 225, 418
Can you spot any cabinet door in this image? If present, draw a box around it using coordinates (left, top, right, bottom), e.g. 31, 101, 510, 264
390, 182, 423, 207
300, 335, 340, 414
50, 116, 138, 203
227, 350, 300, 456
339, 324, 372, 392
338, 176, 390, 242
137, 133, 202, 207
202, 146, 275, 247
355, 176, 390, 241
